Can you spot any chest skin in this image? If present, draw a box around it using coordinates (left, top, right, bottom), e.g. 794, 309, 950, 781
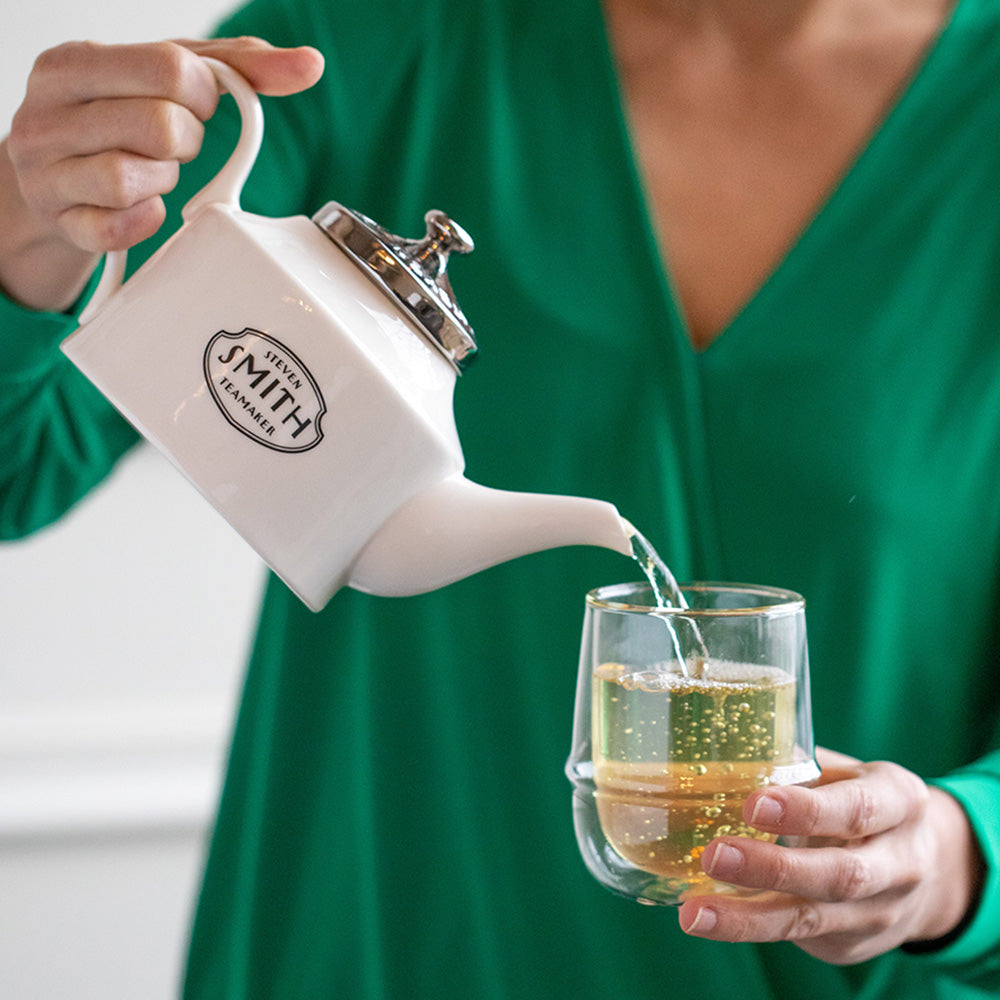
600, 0, 954, 348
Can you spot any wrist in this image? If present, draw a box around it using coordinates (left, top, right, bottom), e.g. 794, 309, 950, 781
0, 138, 99, 312
907, 786, 985, 948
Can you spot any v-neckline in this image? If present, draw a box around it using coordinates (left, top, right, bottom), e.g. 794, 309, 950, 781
594, 0, 966, 358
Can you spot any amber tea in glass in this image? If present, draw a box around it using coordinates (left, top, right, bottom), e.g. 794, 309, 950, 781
566, 582, 818, 905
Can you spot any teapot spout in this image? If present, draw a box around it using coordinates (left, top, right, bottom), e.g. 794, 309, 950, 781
348, 474, 633, 597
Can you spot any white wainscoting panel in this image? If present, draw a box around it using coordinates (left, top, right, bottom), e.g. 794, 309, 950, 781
0, 696, 234, 1000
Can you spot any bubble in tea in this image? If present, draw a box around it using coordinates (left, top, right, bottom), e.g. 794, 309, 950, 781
591, 659, 797, 893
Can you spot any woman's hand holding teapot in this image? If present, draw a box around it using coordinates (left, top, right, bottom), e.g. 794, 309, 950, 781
0, 37, 324, 312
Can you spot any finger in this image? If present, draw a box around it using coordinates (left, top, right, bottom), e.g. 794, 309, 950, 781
57, 197, 167, 253
16, 98, 205, 168
701, 835, 920, 903
27, 41, 221, 121
678, 889, 906, 954
48, 151, 181, 212
175, 37, 325, 96
742, 761, 928, 840
814, 746, 862, 775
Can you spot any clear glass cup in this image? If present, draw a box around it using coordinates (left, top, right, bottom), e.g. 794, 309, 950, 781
566, 582, 819, 905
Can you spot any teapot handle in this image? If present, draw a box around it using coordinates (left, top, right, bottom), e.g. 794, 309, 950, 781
79, 57, 264, 323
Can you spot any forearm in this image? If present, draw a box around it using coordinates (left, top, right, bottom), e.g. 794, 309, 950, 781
0, 288, 139, 539
0, 134, 135, 537
0, 138, 99, 312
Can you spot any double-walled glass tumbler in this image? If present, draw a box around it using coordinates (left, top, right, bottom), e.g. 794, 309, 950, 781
566, 582, 819, 905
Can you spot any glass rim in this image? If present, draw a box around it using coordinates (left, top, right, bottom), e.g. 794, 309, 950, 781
585, 581, 805, 616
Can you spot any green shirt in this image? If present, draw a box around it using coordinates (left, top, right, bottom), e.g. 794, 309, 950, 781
2, 0, 999, 997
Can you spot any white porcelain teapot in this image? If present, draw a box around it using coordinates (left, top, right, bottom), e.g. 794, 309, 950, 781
62, 58, 633, 611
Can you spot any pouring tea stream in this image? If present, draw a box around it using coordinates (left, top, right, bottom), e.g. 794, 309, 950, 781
60, 57, 667, 610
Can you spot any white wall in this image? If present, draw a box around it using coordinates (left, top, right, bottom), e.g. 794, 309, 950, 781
0, 2, 263, 998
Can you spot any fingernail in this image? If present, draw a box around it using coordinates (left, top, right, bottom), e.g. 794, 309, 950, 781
750, 793, 784, 829
706, 842, 744, 878
681, 906, 718, 935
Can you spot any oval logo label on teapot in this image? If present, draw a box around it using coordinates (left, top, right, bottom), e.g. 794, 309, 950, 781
204, 329, 326, 453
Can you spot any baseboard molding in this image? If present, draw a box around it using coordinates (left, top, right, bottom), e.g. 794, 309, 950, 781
0, 698, 234, 843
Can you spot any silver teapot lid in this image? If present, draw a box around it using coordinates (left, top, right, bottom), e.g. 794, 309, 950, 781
313, 202, 478, 372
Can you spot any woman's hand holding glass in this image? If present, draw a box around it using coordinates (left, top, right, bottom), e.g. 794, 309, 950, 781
680, 748, 985, 965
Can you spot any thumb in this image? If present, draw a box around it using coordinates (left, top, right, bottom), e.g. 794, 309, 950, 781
174, 36, 325, 96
